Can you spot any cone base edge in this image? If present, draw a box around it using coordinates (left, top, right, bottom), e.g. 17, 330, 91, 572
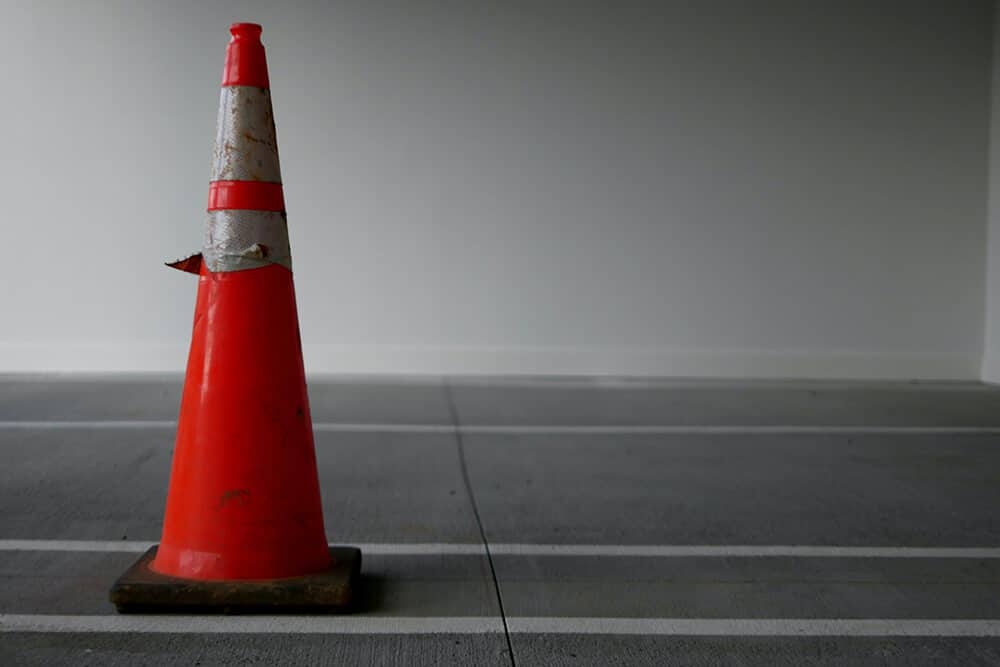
109, 546, 361, 614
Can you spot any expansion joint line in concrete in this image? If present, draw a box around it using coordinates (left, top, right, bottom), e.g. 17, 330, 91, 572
445, 380, 517, 667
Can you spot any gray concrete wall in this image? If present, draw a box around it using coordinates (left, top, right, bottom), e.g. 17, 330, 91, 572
0, 1, 992, 378
983, 1, 1000, 383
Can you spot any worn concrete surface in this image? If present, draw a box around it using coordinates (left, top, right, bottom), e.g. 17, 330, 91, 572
0, 374, 452, 424
449, 380, 1000, 426
0, 376, 183, 421
1, 376, 999, 665
461, 433, 1000, 546
491, 555, 1000, 619
510, 635, 1000, 666
0, 551, 498, 617
0, 429, 480, 543
0, 632, 509, 667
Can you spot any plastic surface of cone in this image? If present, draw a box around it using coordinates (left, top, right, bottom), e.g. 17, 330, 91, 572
151, 23, 330, 581
223, 23, 269, 88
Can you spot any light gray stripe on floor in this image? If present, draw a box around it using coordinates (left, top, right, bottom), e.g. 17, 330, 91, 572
487, 544, 1000, 558
312, 423, 456, 434
0, 421, 457, 433
455, 425, 1000, 435
3, 541, 999, 559
0, 540, 154, 553
359, 543, 485, 555
506, 618, 1000, 636
2, 421, 1000, 435
2, 615, 999, 637
0, 421, 176, 429
443, 378, 1000, 391
0, 540, 486, 556
0, 614, 503, 635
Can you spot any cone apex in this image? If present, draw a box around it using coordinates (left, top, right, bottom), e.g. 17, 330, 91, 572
222, 21, 269, 88
230, 23, 262, 41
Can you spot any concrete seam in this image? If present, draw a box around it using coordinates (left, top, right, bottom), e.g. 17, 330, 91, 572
445, 380, 517, 667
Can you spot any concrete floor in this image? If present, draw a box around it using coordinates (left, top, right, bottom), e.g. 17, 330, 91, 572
1, 376, 1000, 665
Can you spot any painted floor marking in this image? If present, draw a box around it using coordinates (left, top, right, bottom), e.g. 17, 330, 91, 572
3, 615, 1000, 637
0, 614, 502, 635
3, 540, 999, 559
1, 421, 1000, 435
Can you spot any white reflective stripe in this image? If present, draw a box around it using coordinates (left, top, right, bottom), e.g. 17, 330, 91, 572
358, 543, 486, 555
452, 425, 1000, 435
505, 617, 1000, 637
3, 541, 999, 559
0, 540, 154, 553
212, 86, 281, 183
487, 544, 1000, 558
203, 210, 291, 272
0, 421, 176, 429
0, 541, 484, 556
0, 614, 503, 635
3, 421, 1000, 434
1, 615, 999, 637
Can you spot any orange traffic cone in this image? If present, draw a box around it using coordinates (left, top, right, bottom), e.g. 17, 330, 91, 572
110, 23, 360, 612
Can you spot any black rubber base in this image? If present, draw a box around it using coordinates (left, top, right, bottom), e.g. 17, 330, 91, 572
110, 545, 362, 614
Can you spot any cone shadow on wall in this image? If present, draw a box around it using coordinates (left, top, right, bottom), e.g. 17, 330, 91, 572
110, 23, 360, 613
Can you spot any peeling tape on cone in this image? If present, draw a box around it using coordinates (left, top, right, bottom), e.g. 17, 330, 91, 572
110, 22, 360, 613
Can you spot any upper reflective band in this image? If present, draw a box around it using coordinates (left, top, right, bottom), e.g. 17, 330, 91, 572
212, 86, 281, 184
203, 210, 292, 273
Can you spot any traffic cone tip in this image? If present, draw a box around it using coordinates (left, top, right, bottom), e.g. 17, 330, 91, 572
223, 22, 269, 88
